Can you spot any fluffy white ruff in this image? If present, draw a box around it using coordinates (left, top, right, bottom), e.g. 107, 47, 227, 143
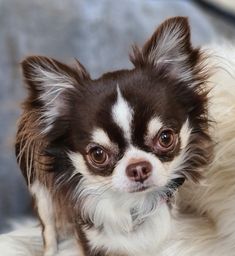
169, 44, 235, 255
1, 45, 235, 256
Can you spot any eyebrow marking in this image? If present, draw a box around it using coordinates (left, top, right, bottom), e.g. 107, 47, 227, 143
146, 116, 163, 141
112, 85, 133, 142
91, 128, 116, 148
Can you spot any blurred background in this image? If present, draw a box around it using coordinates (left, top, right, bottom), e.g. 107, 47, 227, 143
0, 0, 235, 232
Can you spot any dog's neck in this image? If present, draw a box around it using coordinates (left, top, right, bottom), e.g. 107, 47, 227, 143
78, 188, 172, 256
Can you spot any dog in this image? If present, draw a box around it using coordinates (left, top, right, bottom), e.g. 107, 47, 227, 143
15, 16, 235, 256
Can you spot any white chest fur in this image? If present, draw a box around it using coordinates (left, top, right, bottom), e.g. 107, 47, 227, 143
84, 195, 171, 256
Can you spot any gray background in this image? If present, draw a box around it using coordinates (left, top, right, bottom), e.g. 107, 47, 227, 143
0, 0, 234, 232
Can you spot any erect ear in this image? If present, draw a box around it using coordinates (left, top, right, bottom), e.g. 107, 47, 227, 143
21, 56, 89, 134
130, 17, 204, 84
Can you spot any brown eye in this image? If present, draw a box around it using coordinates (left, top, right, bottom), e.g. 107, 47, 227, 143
87, 146, 109, 166
159, 130, 174, 148
154, 128, 177, 153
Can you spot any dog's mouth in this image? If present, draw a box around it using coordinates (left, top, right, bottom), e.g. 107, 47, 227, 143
129, 183, 154, 193
132, 186, 148, 193
128, 177, 186, 194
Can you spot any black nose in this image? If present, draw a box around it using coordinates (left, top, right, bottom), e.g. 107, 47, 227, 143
126, 161, 152, 183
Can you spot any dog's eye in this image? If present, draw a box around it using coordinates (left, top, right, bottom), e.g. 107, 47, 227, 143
87, 145, 109, 167
159, 130, 174, 148
154, 129, 177, 154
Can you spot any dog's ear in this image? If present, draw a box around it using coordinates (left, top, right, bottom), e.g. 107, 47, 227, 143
21, 56, 89, 135
130, 17, 203, 84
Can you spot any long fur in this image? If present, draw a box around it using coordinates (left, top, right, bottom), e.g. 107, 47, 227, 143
2, 43, 235, 256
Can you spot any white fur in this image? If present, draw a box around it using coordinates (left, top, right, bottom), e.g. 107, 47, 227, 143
69, 152, 89, 177
148, 19, 199, 87
167, 119, 193, 180
145, 116, 163, 143
150, 22, 188, 65
91, 128, 118, 151
30, 181, 57, 256
179, 119, 191, 149
30, 62, 74, 134
112, 86, 133, 142
85, 202, 171, 256
169, 44, 235, 255
91, 128, 111, 147
0, 224, 43, 256
69, 172, 171, 255
0, 224, 80, 256
69, 151, 108, 189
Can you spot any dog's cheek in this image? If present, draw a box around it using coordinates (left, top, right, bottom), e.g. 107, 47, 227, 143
68, 151, 109, 186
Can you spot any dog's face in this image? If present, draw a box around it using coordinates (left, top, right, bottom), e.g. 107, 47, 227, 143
21, 17, 211, 202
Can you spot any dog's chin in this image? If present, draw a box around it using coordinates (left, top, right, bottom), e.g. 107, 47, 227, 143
115, 182, 160, 194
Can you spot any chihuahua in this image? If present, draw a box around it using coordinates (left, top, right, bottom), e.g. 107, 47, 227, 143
16, 17, 215, 256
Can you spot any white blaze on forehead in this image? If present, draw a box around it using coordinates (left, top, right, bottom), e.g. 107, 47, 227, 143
112, 86, 133, 142
146, 116, 163, 141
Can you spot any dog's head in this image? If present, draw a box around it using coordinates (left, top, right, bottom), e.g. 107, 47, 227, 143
20, 17, 212, 208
